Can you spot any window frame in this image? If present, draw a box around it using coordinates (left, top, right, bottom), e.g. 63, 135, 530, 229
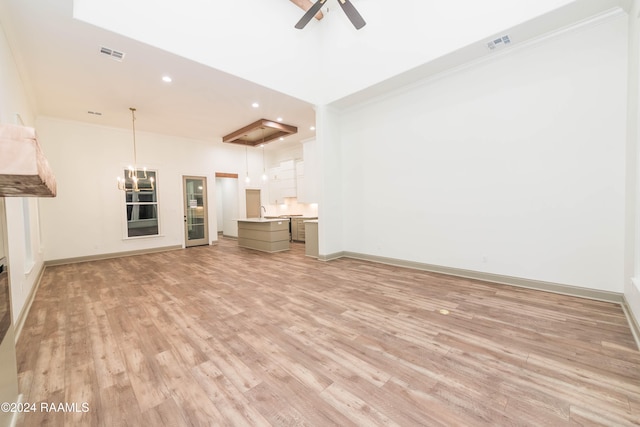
122, 168, 161, 239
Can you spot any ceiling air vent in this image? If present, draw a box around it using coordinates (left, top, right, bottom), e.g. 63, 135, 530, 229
99, 46, 125, 62
486, 35, 511, 51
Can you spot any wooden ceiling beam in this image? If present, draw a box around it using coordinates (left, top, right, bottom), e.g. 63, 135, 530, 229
222, 119, 298, 147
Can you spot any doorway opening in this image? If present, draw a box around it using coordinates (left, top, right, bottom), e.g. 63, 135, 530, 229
246, 189, 261, 218
215, 173, 239, 238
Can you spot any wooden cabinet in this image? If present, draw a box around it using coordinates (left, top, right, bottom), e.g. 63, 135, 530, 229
299, 139, 318, 203
279, 160, 296, 198
268, 166, 281, 204
291, 216, 317, 242
295, 160, 306, 202
237, 219, 290, 253
304, 220, 319, 258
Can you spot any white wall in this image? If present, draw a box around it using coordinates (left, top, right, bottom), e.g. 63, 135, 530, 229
333, 14, 628, 292
72, 0, 580, 105
0, 21, 45, 326
317, 105, 344, 256
626, 0, 640, 326
36, 117, 267, 261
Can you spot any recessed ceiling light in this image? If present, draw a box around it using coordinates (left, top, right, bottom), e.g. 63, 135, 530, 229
252, 102, 259, 108
277, 117, 283, 122
310, 126, 316, 131
279, 137, 284, 141
162, 75, 172, 83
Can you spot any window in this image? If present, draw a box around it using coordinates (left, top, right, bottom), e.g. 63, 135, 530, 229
124, 169, 159, 237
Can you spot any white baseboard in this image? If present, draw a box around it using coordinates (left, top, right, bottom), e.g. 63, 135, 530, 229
45, 245, 182, 267
319, 250, 637, 344
13, 265, 45, 343
331, 251, 622, 303
622, 296, 640, 350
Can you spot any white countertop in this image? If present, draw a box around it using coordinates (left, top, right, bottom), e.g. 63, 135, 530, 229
304, 219, 318, 223
236, 218, 286, 223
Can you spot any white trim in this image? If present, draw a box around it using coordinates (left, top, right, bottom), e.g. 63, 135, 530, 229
337, 251, 622, 303
13, 263, 45, 343
120, 167, 161, 239
44, 244, 182, 267
8, 394, 24, 427
22, 260, 34, 276
319, 251, 639, 345
622, 296, 640, 350
122, 234, 166, 241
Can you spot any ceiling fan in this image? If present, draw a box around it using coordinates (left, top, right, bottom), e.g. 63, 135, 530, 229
294, 0, 366, 30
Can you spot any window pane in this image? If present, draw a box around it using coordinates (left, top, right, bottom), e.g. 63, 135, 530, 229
127, 204, 158, 237
123, 170, 156, 201
124, 169, 159, 237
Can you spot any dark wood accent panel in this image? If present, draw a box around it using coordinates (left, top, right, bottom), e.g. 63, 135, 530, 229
222, 119, 298, 146
215, 172, 238, 179
15, 238, 640, 426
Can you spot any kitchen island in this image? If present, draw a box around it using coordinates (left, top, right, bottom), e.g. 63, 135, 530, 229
236, 218, 290, 253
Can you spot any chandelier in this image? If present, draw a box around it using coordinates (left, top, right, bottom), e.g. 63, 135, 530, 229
117, 107, 154, 192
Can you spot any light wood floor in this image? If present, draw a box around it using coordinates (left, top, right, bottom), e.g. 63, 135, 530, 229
15, 238, 640, 426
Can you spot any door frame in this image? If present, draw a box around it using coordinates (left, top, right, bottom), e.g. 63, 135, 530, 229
183, 175, 209, 247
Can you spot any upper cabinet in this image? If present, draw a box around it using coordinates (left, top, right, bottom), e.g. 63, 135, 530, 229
268, 139, 318, 205
279, 160, 296, 198
299, 139, 318, 203
268, 160, 296, 204
295, 160, 306, 202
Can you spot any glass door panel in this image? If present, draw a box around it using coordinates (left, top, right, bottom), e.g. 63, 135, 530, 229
183, 176, 208, 247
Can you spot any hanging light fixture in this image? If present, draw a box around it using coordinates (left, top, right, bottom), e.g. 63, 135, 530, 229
244, 145, 250, 184
261, 128, 268, 181
117, 107, 154, 192
261, 145, 268, 181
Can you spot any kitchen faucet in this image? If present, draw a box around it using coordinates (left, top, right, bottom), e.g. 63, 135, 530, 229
260, 205, 266, 218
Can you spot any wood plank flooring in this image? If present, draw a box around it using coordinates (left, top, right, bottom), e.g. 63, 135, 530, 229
15, 238, 640, 426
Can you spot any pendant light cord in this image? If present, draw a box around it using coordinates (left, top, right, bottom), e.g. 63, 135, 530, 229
130, 107, 137, 167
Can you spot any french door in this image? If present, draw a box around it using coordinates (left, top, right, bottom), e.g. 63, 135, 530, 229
183, 176, 208, 247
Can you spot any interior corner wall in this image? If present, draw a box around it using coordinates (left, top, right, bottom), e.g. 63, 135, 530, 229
35, 116, 267, 261
336, 14, 628, 293
0, 20, 45, 326
316, 105, 344, 257
626, 0, 640, 326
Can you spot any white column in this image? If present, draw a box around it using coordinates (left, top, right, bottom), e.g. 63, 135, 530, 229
625, 0, 640, 332
315, 104, 344, 258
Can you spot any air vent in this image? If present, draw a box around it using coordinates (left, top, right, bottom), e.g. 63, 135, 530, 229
486, 35, 511, 51
99, 46, 125, 62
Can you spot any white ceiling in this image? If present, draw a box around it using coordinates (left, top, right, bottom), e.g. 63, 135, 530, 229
0, 0, 629, 149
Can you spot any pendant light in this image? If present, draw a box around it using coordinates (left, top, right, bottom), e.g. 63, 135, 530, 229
261, 128, 268, 181
117, 107, 154, 192
244, 146, 250, 184
261, 145, 268, 181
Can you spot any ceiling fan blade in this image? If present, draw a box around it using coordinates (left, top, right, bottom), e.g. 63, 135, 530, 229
295, 0, 326, 29
338, 0, 366, 29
